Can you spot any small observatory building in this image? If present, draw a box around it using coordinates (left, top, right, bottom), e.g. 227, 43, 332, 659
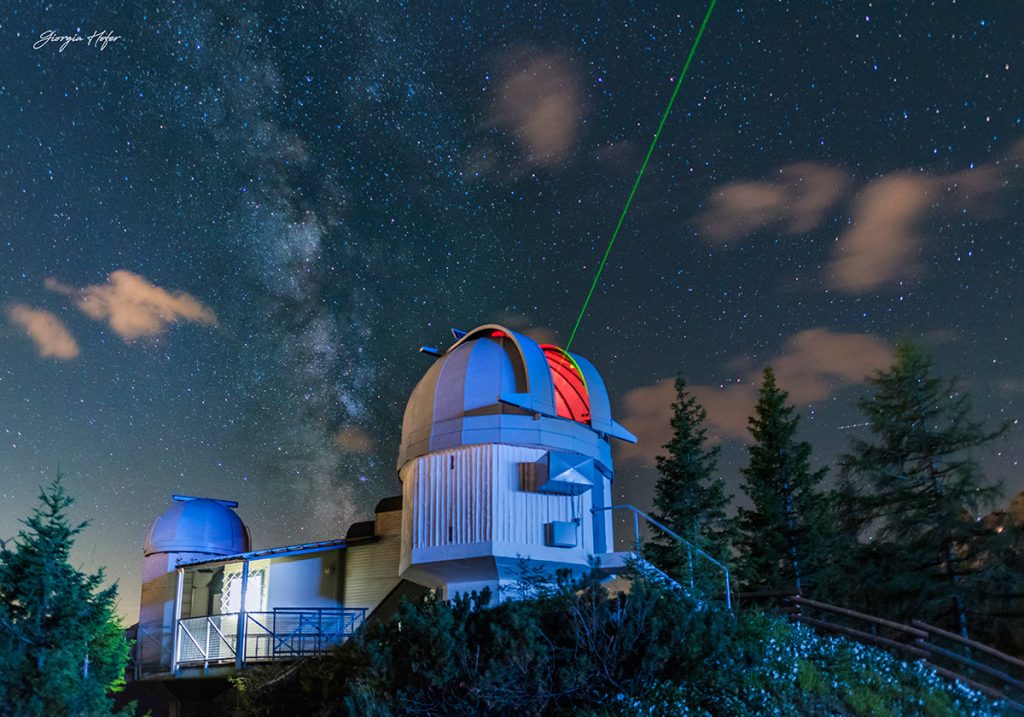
131, 324, 636, 711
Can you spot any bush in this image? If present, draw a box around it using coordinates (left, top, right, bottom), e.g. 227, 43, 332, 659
233, 573, 1010, 717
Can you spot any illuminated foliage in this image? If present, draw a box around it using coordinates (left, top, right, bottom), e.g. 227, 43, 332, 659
0, 475, 133, 717
232, 575, 1009, 716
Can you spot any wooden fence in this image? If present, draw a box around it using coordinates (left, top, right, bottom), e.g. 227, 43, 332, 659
735, 591, 1024, 713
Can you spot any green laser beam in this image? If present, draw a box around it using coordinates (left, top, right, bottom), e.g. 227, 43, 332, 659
562, 0, 718, 358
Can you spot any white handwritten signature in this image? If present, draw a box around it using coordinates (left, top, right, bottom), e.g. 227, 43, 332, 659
33, 30, 122, 52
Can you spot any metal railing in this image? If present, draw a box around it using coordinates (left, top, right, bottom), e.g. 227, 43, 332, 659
134, 624, 175, 679
593, 504, 732, 610
776, 595, 1024, 713
174, 607, 367, 670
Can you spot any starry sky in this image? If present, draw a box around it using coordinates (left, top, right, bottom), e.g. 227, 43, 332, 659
1, 2, 1021, 621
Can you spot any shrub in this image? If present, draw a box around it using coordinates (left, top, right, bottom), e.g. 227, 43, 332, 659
234, 573, 1011, 717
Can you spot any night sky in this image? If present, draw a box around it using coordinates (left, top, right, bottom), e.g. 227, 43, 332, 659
2, 2, 1021, 621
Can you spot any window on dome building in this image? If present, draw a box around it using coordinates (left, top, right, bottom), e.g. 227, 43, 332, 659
221, 568, 265, 614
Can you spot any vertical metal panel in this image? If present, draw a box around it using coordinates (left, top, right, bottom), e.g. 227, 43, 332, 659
405, 443, 605, 554
411, 444, 496, 548
400, 463, 416, 572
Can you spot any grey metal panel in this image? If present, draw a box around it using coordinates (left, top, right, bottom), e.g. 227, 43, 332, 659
569, 353, 612, 433
397, 356, 444, 469
433, 338, 472, 422
545, 521, 578, 548
462, 337, 516, 412
504, 329, 557, 416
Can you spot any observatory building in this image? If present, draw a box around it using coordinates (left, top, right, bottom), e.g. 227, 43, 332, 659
131, 324, 637, 709
397, 324, 636, 596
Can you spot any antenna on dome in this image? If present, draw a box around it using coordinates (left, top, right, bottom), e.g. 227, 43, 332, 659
171, 495, 239, 508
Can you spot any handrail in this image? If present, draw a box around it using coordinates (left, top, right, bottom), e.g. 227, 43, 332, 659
782, 595, 1024, 711
178, 623, 205, 658
592, 504, 731, 610
915, 640, 1024, 694
208, 617, 236, 657
173, 607, 366, 670
790, 596, 928, 638
912, 619, 1024, 673
797, 615, 929, 659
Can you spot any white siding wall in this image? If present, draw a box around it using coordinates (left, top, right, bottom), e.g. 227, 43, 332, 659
343, 532, 402, 610
401, 443, 606, 580
412, 444, 498, 548
266, 552, 343, 610
491, 444, 590, 549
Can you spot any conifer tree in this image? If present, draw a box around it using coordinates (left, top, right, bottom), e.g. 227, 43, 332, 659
0, 475, 133, 716
648, 376, 733, 583
736, 367, 827, 595
837, 342, 1007, 638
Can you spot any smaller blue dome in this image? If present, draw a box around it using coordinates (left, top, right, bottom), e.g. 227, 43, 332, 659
144, 496, 250, 557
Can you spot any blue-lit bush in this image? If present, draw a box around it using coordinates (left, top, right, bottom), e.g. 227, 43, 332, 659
233, 573, 1010, 717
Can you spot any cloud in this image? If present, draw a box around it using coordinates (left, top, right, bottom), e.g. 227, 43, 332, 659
770, 328, 895, 403
6, 304, 79, 359
695, 137, 1023, 293
492, 51, 582, 168
334, 426, 375, 454
46, 271, 217, 341
697, 162, 849, 244
491, 312, 562, 346
827, 173, 936, 292
828, 139, 1020, 293
618, 328, 893, 465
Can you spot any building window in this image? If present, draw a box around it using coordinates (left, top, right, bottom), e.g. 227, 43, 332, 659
221, 568, 264, 614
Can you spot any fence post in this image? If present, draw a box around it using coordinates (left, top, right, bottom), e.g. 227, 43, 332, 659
632, 510, 640, 554
171, 567, 184, 674
723, 567, 731, 611
235, 559, 250, 671
687, 545, 694, 591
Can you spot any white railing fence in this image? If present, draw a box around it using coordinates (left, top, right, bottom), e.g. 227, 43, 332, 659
173, 607, 366, 670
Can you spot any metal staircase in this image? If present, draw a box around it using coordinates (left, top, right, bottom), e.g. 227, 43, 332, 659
591, 504, 732, 610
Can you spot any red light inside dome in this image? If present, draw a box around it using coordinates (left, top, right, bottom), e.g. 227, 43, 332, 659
540, 344, 591, 424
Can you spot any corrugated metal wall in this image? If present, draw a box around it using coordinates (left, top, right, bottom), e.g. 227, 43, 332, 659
413, 444, 496, 547
403, 444, 595, 553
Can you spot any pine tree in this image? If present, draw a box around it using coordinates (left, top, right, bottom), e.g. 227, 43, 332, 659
736, 367, 827, 595
837, 341, 1007, 638
648, 376, 733, 585
0, 474, 134, 716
